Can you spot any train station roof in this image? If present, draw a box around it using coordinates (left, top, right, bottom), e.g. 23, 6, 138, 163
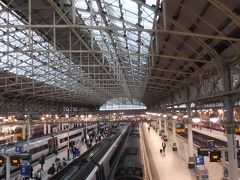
0, 0, 240, 111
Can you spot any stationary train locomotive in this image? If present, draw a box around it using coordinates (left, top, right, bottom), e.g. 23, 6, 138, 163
167, 121, 186, 135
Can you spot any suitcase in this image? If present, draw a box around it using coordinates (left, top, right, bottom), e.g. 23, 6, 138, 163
160, 149, 162, 153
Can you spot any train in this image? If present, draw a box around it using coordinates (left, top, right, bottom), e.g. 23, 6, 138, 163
50, 122, 130, 180
0, 123, 97, 178
113, 123, 144, 180
164, 120, 186, 135
175, 123, 186, 135
194, 119, 240, 135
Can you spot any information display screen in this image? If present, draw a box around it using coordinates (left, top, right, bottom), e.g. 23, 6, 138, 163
210, 151, 221, 162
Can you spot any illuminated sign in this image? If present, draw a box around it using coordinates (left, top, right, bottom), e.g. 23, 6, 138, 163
210, 151, 221, 162
10, 155, 20, 166
0, 156, 5, 166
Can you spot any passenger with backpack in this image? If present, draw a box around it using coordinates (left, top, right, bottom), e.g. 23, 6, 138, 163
47, 164, 56, 175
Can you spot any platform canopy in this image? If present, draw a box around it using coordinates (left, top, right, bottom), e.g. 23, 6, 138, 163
0, 0, 239, 111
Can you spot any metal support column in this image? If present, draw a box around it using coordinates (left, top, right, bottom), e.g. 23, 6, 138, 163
162, 0, 167, 30
223, 65, 238, 180
164, 117, 167, 135
22, 125, 26, 140
67, 109, 70, 160
72, 0, 76, 24
27, 113, 31, 153
172, 118, 177, 151
187, 104, 194, 168
44, 123, 47, 135
48, 124, 51, 134
6, 156, 10, 180
158, 115, 161, 131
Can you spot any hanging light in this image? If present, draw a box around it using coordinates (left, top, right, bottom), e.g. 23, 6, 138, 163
172, 115, 178, 120
192, 114, 201, 123
163, 114, 167, 118
183, 115, 188, 118
209, 113, 219, 123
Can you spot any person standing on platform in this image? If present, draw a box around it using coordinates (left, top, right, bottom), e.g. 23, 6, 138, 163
162, 142, 166, 153
39, 154, 45, 171
72, 145, 76, 159
62, 158, 67, 167
76, 148, 80, 157
30, 164, 33, 179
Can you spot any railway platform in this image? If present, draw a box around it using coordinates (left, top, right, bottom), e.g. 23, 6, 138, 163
142, 123, 228, 180
12, 143, 88, 180
142, 123, 195, 180
192, 127, 240, 142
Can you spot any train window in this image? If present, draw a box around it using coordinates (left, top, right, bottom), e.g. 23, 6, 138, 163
0, 139, 7, 145
30, 144, 48, 154
60, 132, 82, 143
70, 132, 82, 139
60, 137, 68, 143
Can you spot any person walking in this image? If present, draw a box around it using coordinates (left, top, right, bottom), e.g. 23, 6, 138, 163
162, 141, 167, 153
39, 154, 45, 171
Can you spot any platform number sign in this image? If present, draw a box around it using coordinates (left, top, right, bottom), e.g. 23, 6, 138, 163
15, 146, 24, 153
207, 140, 215, 149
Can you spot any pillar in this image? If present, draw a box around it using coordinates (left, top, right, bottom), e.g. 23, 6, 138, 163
48, 124, 51, 134
225, 96, 238, 179
172, 118, 177, 151
58, 123, 61, 131
159, 116, 161, 130
223, 65, 238, 180
22, 125, 26, 140
44, 123, 47, 134
6, 155, 10, 180
164, 117, 167, 136
187, 104, 194, 168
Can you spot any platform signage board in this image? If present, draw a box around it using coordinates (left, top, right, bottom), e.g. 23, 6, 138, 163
195, 155, 204, 166
15, 146, 24, 153
21, 165, 30, 177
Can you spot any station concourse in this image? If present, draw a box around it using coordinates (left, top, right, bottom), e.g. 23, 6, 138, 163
0, 0, 240, 179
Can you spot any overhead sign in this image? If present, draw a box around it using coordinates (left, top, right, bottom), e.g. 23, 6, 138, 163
195, 155, 204, 166
207, 140, 215, 149
15, 146, 24, 153
198, 148, 209, 156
